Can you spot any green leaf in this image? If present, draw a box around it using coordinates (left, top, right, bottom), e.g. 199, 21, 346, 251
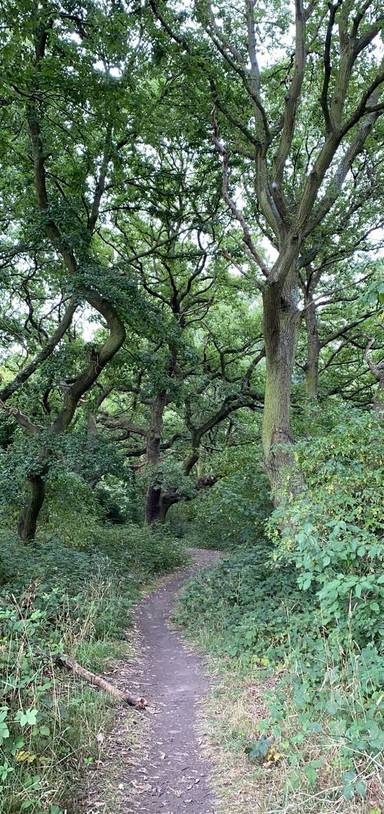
245, 736, 270, 760
0, 762, 14, 782
0, 722, 10, 745
304, 764, 318, 786
355, 779, 367, 798
0, 708, 8, 723
15, 708, 38, 728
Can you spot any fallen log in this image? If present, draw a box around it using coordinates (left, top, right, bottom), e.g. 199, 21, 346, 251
58, 654, 147, 709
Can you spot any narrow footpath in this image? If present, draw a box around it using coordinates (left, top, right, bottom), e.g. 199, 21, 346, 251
86, 548, 220, 814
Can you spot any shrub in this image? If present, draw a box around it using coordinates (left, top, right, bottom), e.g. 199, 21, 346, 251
171, 448, 272, 549
177, 405, 384, 793
176, 545, 313, 662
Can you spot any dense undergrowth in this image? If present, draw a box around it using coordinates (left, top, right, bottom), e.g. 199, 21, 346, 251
169, 445, 272, 550
176, 406, 384, 812
1, 403, 383, 813
0, 522, 185, 814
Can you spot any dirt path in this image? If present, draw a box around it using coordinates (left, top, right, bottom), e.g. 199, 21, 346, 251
86, 548, 220, 814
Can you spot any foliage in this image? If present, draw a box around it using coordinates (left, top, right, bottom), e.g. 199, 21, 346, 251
0, 525, 185, 813
177, 409, 384, 799
173, 445, 272, 548
177, 541, 384, 803
176, 546, 312, 663
0, 0, 384, 811
270, 405, 384, 647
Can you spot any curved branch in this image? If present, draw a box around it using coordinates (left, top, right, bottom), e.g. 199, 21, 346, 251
273, 0, 306, 180
0, 299, 77, 402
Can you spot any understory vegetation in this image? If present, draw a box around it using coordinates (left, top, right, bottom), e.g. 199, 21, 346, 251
0, 509, 185, 814
176, 405, 384, 812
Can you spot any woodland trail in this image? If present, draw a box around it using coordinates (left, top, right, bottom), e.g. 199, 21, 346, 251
86, 548, 221, 814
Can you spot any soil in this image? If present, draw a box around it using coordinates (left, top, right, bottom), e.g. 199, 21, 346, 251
85, 548, 221, 814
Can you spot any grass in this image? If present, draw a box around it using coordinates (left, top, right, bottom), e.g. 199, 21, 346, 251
193, 655, 384, 814
174, 550, 384, 814
0, 524, 186, 814
0, 609, 118, 814
79, 613, 149, 814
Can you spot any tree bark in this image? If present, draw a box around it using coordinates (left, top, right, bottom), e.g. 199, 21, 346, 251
262, 276, 303, 502
18, 474, 46, 542
145, 484, 163, 524
145, 391, 167, 524
158, 493, 178, 523
58, 654, 147, 709
303, 293, 320, 399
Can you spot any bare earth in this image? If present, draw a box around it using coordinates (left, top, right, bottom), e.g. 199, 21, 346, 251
85, 548, 221, 814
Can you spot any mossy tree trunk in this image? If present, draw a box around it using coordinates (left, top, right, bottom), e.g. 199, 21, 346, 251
262, 277, 303, 502
18, 474, 47, 542
145, 391, 167, 524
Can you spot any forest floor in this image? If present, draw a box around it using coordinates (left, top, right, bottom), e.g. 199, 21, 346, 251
84, 548, 221, 814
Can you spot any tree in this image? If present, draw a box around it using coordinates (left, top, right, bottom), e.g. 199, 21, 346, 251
150, 0, 384, 500
0, 0, 151, 537
94, 289, 264, 523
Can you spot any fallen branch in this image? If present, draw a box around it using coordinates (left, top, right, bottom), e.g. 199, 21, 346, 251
58, 654, 147, 709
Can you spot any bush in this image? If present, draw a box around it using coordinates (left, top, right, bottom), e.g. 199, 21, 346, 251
269, 405, 384, 650
177, 406, 384, 795
177, 543, 384, 798
176, 545, 313, 662
171, 448, 272, 549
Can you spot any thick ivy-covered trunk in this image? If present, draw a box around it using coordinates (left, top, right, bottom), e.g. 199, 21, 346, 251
145, 391, 167, 524
18, 474, 46, 542
262, 278, 303, 502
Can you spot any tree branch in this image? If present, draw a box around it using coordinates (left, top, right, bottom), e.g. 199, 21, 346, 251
0, 299, 77, 402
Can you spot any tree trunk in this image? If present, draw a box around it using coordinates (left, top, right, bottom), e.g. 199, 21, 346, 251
158, 494, 177, 523
18, 474, 46, 541
58, 654, 147, 708
262, 278, 303, 502
145, 391, 167, 525
145, 484, 163, 524
16, 300, 125, 542
373, 379, 384, 419
303, 294, 320, 399
159, 499, 169, 523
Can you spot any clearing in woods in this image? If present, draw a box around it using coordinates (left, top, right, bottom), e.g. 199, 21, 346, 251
85, 548, 221, 814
